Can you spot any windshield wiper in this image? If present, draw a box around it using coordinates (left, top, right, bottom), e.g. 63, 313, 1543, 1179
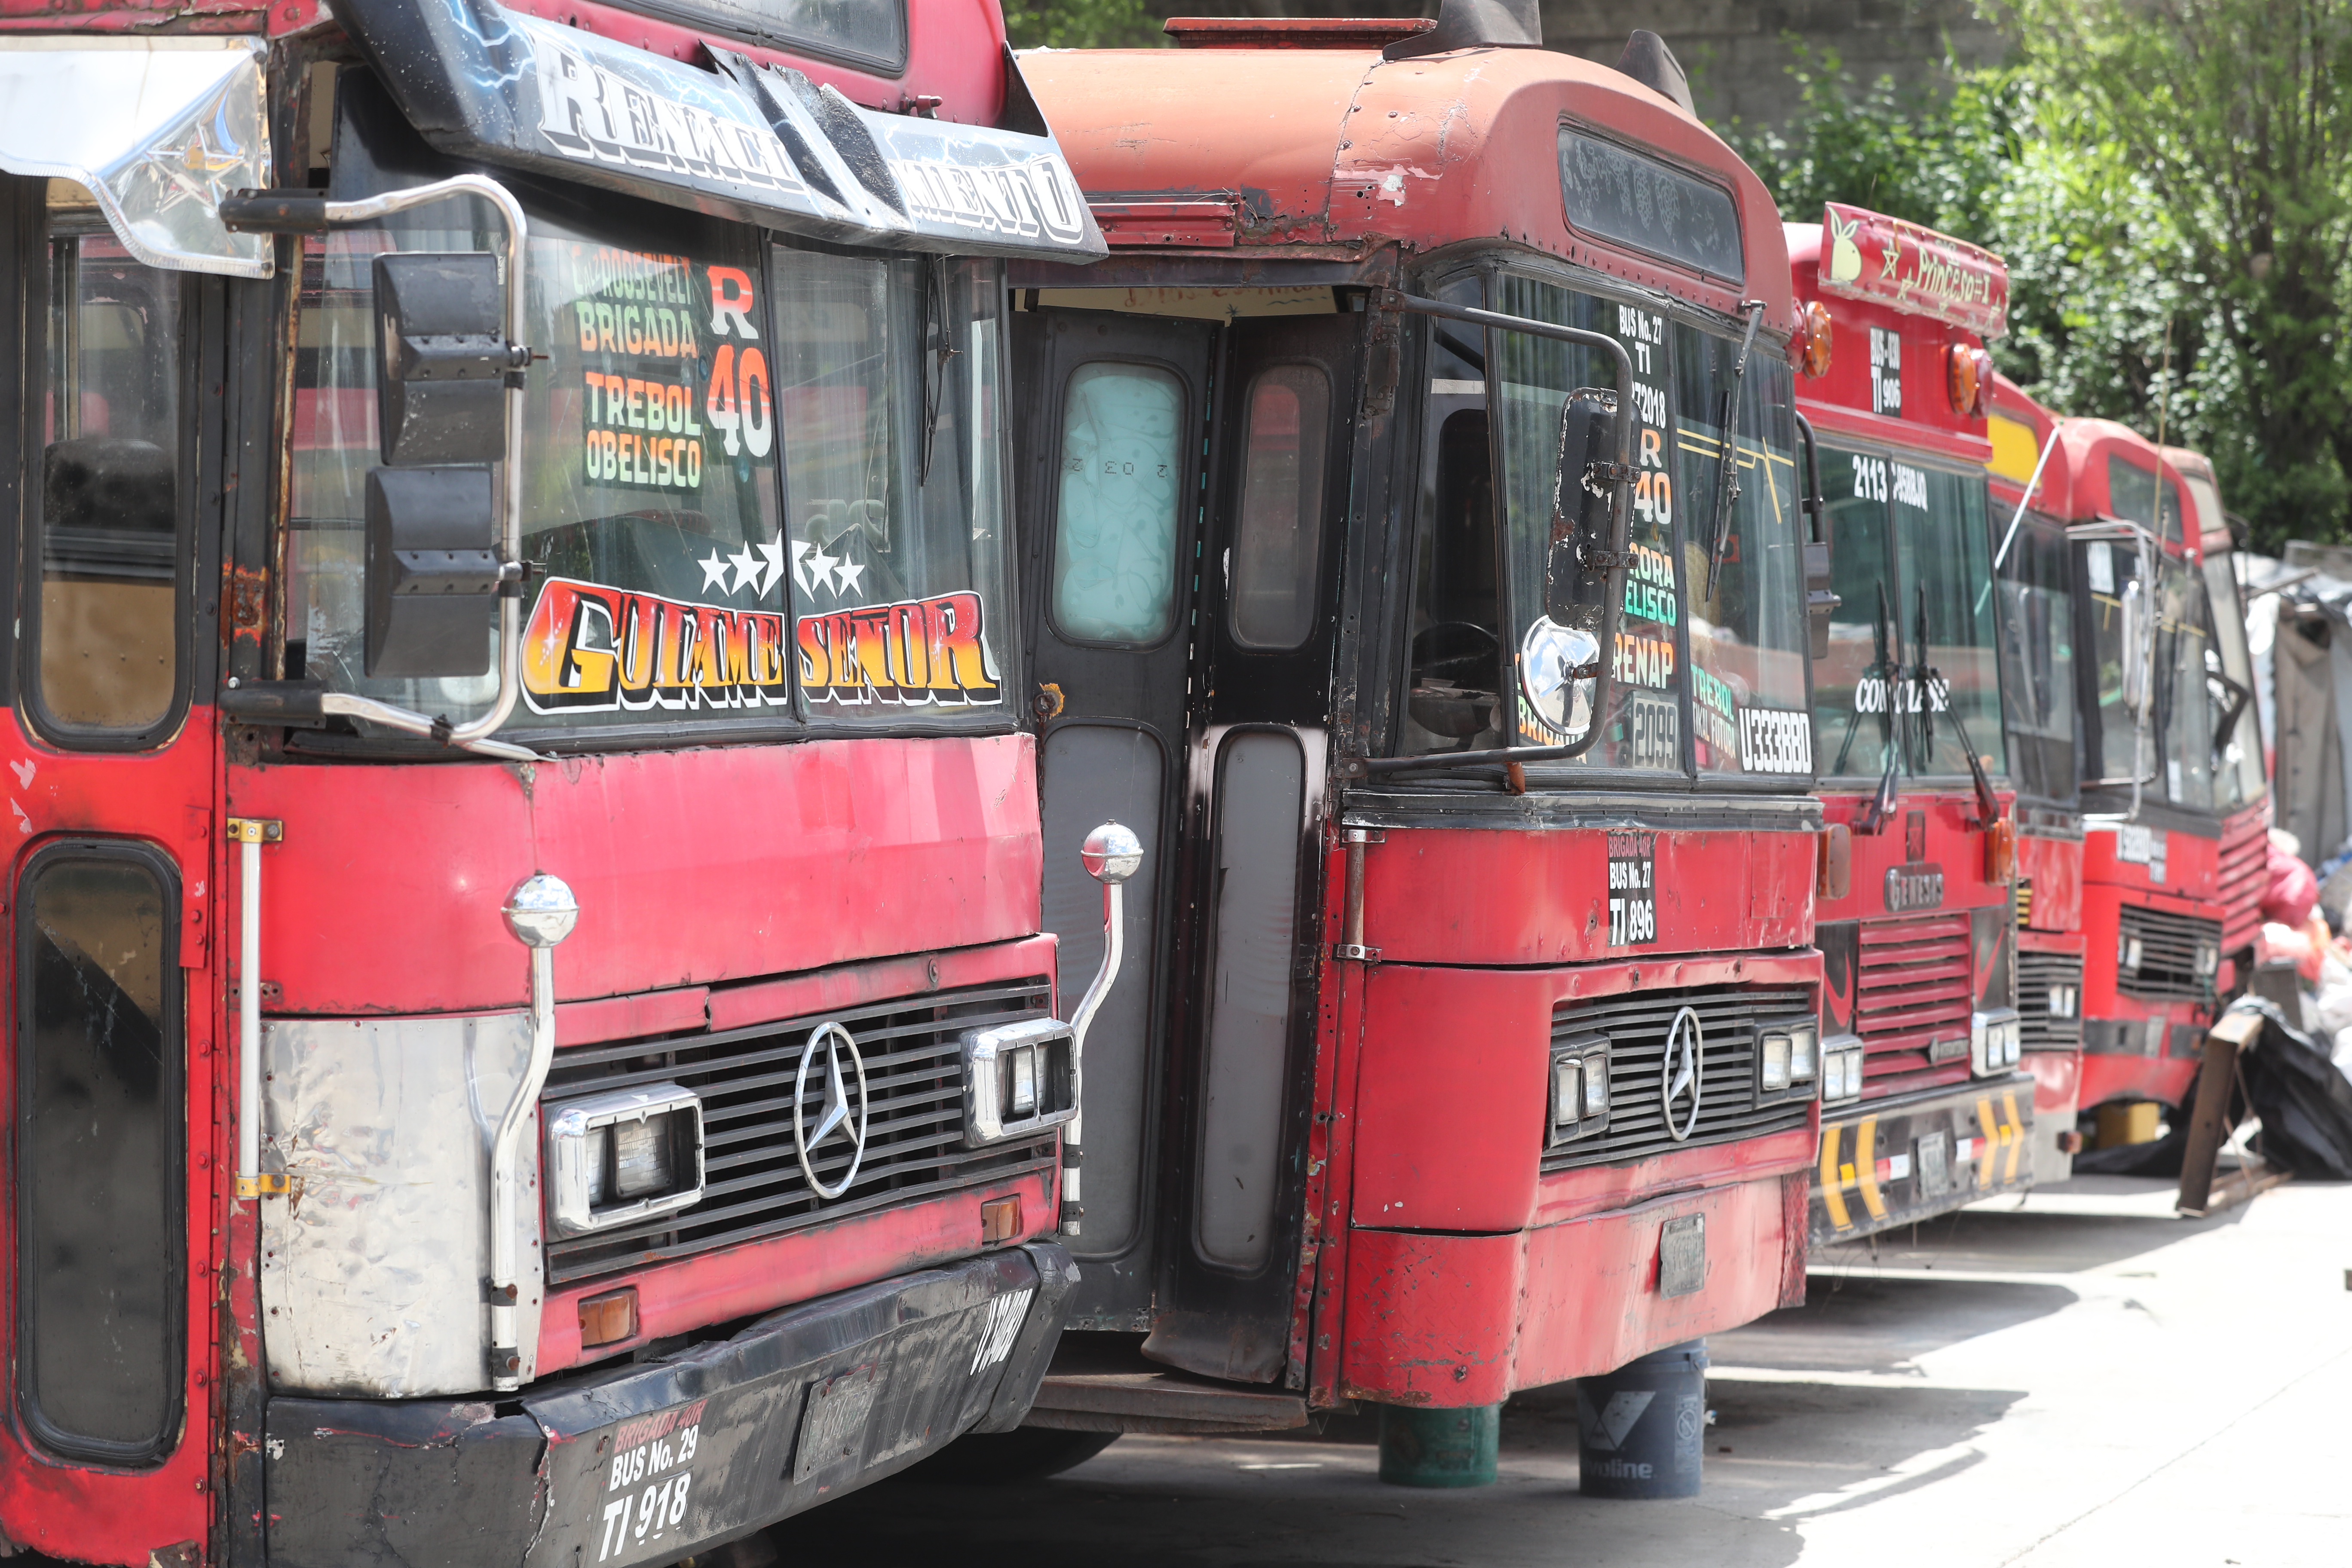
1849, 579, 1904, 836
1910, 581, 2004, 829
1702, 300, 1768, 601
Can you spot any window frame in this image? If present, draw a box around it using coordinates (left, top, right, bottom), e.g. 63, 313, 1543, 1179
270, 122, 1026, 755
600, 0, 910, 77
1040, 352, 1200, 655
15, 835, 187, 1469
19, 208, 199, 753
1388, 250, 1817, 795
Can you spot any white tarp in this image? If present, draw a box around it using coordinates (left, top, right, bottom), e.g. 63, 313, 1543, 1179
0, 37, 271, 278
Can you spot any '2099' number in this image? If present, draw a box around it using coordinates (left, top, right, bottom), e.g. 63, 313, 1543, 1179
596, 1420, 700, 1563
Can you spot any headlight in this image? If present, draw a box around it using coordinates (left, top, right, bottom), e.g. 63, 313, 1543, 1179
546, 1084, 706, 1239
1788, 1023, 1819, 1082
1550, 1035, 1610, 1144
1760, 1031, 1792, 1092
959, 1019, 1078, 1148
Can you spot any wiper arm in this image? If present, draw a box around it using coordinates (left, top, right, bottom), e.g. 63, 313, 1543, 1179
1703, 300, 1769, 601
1851, 579, 1904, 836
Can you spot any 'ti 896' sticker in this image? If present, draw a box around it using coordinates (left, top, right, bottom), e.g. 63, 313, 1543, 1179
1738, 707, 1813, 775
596, 1399, 706, 1563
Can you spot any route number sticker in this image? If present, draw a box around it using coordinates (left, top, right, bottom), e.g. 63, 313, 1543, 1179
597, 1400, 706, 1563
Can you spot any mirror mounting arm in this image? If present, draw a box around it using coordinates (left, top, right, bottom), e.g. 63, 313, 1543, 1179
226, 176, 537, 759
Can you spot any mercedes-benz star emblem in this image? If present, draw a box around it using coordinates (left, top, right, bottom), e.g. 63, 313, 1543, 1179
1661, 1006, 1705, 1141
793, 1021, 870, 1200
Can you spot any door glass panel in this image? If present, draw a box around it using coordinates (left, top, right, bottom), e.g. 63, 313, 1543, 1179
1230, 364, 1330, 650
1196, 731, 1303, 1272
1996, 517, 2077, 804
37, 233, 182, 736
18, 848, 181, 1463
1039, 725, 1164, 1256
1051, 362, 1184, 644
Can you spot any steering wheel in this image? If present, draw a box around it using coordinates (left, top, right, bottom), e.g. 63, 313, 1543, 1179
1411, 620, 1501, 685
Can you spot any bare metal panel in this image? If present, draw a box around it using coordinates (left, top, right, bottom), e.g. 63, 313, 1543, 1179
1196, 730, 1305, 1271
260, 1013, 545, 1397
0, 39, 270, 277
1040, 722, 1164, 1257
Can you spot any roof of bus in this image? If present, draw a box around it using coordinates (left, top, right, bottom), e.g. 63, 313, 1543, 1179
1785, 218, 1992, 460
1987, 371, 2068, 506
1018, 40, 1793, 333
2161, 446, 2236, 555
2058, 417, 2190, 542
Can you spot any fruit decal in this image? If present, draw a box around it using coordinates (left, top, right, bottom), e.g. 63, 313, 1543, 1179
1827, 210, 1864, 285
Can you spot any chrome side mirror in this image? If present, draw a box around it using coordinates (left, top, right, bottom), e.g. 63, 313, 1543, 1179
1060, 822, 1142, 1237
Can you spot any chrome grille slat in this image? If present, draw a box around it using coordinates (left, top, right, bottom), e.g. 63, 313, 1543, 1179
1542, 986, 1813, 1173
539, 978, 1056, 1284
2017, 950, 2085, 1052
2116, 906, 2222, 1001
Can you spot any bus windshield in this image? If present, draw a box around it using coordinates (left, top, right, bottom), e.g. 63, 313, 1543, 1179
284, 186, 1012, 740
1397, 267, 1812, 782
2202, 551, 2267, 810
1813, 442, 2006, 782
1996, 514, 2076, 805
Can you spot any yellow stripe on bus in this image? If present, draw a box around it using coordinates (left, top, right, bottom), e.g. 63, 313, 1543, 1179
1855, 1115, 1887, 1221
1819, 1123, 1852, 1231
2002, 1091, 2026, 1185
1976, 1098, 2000, 1190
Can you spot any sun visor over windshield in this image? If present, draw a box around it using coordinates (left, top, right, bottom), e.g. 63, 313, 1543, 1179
337, 0, 1106, 262
0, 38, 271, 278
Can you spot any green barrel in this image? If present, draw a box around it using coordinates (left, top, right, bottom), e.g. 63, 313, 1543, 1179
1376, 1403, 1500, 1488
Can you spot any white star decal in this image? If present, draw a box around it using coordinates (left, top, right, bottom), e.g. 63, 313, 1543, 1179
754, 538, 786, 597
698, 550, 729, 592
836, 560, 867, 596
804, 545, 840, 595
727, 543, 760, 594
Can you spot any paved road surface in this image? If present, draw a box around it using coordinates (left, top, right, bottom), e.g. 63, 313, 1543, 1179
793, 1176, 2352, 1567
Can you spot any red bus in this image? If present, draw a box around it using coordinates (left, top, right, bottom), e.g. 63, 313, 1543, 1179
1987, 374, 2087, 1181
1787, 206, 2034, 1243
996, 5, 1825, 1471
0, 1, 1117, 1563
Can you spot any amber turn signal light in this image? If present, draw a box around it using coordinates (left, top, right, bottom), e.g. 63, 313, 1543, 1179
1789, 299, 1833, 379
980, 1194, 1023, 1245
1947, 343, 1995, 419
1985, 814, 2017, 885
1817, 822, 1852, 901
579, 1286, 638, 1349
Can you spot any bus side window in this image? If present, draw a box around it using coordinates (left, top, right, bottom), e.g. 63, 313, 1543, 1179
1229, 363, 1331, 651
1050, 361, 1185, 646
1404, 407, 1501, 752
32, 232, 184, 740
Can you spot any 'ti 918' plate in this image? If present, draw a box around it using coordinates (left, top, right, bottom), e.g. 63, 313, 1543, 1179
1658, 1213, 1706, 1298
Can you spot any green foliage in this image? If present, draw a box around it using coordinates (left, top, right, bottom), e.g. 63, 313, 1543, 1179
1002, 0, 1162, 50
1731, 7, 2352, 551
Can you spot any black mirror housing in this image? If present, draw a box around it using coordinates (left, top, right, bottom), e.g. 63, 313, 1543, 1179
375, 252, 509, 467
1547, 389, 1623, 624
364, 466, 501, 678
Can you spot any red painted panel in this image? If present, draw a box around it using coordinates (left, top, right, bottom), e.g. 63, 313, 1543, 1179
1354, 824, 1813, 968
1340, 1170, 1798, 1405
1787, 220, 1995, 456
2018, 829, 2082, 934
709, 935, 1058, 1034
1349, 956, 1820, 1233
230, 735, 1041, 1016
2024, 1044, 2081, 1120
0, 709, 221, 1564
538, 1170, 1056, 1372
2083, 820, 2221, 903
1814, 786, 2013, 925
557, 986, 710, 1047
2079, 1049, 2199, 1111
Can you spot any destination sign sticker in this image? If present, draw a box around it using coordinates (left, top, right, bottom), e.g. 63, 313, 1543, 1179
1607, 830, 1658, 948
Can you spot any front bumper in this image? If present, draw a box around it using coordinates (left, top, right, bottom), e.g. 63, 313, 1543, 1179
265, 1244, 1075, 1568
1811, 1076, 2035, 1245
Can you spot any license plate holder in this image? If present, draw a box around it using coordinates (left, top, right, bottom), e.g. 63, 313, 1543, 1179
1658, 1213, 1705, 1298
793, 1361, 883, 1484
